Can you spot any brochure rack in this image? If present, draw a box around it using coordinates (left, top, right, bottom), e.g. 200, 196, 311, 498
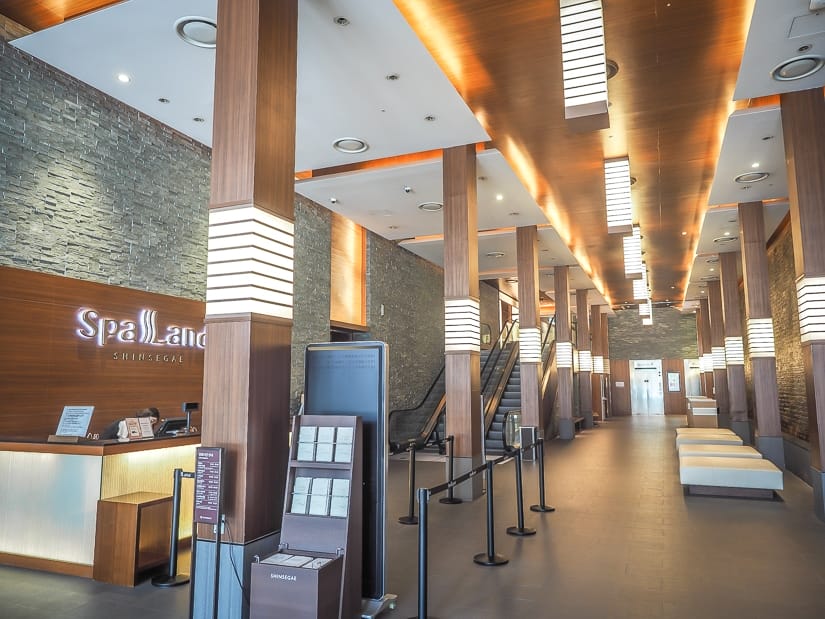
251, 415, 363, 619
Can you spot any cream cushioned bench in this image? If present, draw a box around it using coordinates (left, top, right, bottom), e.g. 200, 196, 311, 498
676, 427, 735, 436
679, 456, 783, 498
675, 433, 743, 447
678, 444, 762, 459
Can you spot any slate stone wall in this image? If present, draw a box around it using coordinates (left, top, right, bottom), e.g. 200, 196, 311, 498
608, 306, 698, 360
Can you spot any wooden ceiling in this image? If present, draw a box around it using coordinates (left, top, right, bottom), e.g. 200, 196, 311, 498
2, 0, 756, 307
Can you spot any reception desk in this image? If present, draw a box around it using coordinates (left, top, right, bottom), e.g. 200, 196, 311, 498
0, 435, 199, 578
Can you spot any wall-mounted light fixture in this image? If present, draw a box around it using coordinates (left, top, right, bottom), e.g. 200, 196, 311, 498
747, 318, 775, 357
445, 298, 480, 352
577, 349, 593, 372
712, 346, 727, 370
556, 341, 574, 368
724, 336, 745, 365
520, 327, 542, 363
796, 276, 825, 343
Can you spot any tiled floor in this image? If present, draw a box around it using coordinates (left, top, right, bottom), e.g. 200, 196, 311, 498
3, 415, 825, 618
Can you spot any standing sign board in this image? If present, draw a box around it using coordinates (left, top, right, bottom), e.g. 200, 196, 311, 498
55, 405, 95, 437
194, 447, 224, 525
303, 342, 388, 604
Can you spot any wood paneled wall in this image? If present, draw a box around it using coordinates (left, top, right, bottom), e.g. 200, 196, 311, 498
330, 212, 366, 328
0, 266, 204, 438
662, 358, 686, 415
609, 359, 631, 416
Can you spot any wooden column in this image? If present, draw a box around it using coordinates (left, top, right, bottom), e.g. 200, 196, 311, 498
601, 310, 611, 418
576, 289, 593, 428
707, 279, 730, 427
555, 266, 575, 438
739, 201, 784, 466
781, 88, 825, 519
516, 226, 542, 433
590, 304, 603, 420
698, 298, 714, 397
443, 144, 481, 500
720, 251, 749, 442
197, 0, 298, 615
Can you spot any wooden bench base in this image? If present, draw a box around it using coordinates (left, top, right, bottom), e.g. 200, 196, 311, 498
684, 485, 779, 500
573, 416, 585, 432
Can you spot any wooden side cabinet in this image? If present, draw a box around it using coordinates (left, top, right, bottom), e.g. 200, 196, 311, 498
93, 491, 172, 586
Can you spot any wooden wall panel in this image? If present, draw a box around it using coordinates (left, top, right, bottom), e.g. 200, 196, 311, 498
0, 266, 204, 438
662, 358, 686, 415
609, 359, 631, 416
329, 212, 366, 328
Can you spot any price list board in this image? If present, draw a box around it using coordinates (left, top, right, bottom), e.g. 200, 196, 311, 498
194, 446, 224, 525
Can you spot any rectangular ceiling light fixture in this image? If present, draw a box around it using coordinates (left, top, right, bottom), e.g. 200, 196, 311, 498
623, 225, 643, 279
604, 157, 633, 233
560, 0, 608, 120
632, 266, 648, 300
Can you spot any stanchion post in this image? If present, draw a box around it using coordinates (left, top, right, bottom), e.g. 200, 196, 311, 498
506, 449, 536, 536
530, 437, 556, 513
399, 441, 418, 525
439, 435, 462, 505
473, 462, 508, 566
153, 468, 194, 587
407, 488, 435, 619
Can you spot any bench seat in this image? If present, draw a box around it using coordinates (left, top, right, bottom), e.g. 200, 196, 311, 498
678, 444, 762, 459
676, 427, 735, 436
680, 456, 783, 493
676, 433, 743, 447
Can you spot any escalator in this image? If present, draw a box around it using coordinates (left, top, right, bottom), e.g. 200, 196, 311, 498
387, 321, 517, 454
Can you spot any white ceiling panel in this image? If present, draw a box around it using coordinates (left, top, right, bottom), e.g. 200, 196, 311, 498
12, 0, 490, 170
734, 0, 825, 100
707, 106, 787, 206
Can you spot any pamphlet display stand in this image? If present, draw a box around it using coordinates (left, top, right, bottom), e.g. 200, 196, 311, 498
251, 415, 363, 619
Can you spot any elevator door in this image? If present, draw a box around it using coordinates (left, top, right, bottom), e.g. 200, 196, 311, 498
630, 360, 664, 415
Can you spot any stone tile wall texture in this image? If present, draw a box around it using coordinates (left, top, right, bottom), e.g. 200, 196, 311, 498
766, 223, 807, 441
365, 233, 445, 412
0, 39, 211, 300
608, 307, 698, 361
479, 281, 500, 345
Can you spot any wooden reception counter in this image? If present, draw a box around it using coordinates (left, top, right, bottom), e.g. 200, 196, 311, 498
0, 435, 199, 578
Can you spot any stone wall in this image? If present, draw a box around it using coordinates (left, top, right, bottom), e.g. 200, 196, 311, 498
479, 281, 500, 344
365, 233, 445, 412
766, 223, 808, 441
608, 306, 698, 360
0, 38, 211, 300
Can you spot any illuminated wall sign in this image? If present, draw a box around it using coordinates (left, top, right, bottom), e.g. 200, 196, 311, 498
76, 308, 206, 349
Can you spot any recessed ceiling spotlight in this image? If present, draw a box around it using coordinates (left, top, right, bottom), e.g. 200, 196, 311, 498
771, 55, 825, 81
706, 256, 719, 264
117, 73, 131, 83
158, 97, 170, 104
329, 197, 338, 204
681, 231, 687, 236
629, 176, 637, 186
798, 44, 813, 54
762, 135, 774, 141
385, 73, 400, 81
486, 251, 506, 258
193, 117, 205, 122
709, 267, 715, 272
333, 16, 350, 26
724, 231, 731, 236
403, 185, 413, 194
424, 115, 436, 122
734, 171, 769, 183
713, 235, 739, 244
174, 17, 217, 48
700, 289, 706, 294
418, 201, 443, 212
478, 176, 487, 181
388, 225, 399, 230
495, 194, 504, 201
606, 59, 620, 80
506, 277, 518, 284
751, 162, 760, 169
671, 286, 676, 290
508, 211, 520, 216
333, 137, 369, 154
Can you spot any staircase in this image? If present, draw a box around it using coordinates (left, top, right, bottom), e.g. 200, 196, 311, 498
485, 361, 521, 455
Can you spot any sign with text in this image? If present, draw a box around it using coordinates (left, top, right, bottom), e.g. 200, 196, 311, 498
55, 405, 95, 437
194, 447, 224, 525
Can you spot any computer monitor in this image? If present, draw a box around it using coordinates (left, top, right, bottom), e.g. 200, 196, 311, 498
154, 416, 188, 436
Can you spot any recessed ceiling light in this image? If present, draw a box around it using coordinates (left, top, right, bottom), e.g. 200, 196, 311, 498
418, 201, 443, 212
424, 115, 436, 122
700, 289, 706, 294
193, 117, 205, 122
681, 231, 687, 236
486, 251, 506, 258
709, 268, 715, 272
771, 55, 825, 82
333, 16, 350, 26
174, 17, 217, 49
388, 225, 399, 230
333, 137, 369, 154
508, 212, 520, 216
158, 97, 170, 104
385, 73, 400, 81
734, 171, 769, 183
724, 231, 731, 236
713, 235, 738, 244
751, 162, 760, 169
329, 197, 338, 204
506, 278, 518, 284
495, 194, 504, 201
117, 73, 131, 83
606, 59, 620, 80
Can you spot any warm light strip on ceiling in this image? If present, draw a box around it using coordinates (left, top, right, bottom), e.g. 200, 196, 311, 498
560, 0, 608, 120
623, 225, 643, 279
604, 157, 633, 233
520, 327, 542, 363
747, 318, 775, 357
796, 276, 825, 343
206, 205, 294, 319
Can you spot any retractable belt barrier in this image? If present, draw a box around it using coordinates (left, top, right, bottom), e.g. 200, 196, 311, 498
407, 434, 554, 619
